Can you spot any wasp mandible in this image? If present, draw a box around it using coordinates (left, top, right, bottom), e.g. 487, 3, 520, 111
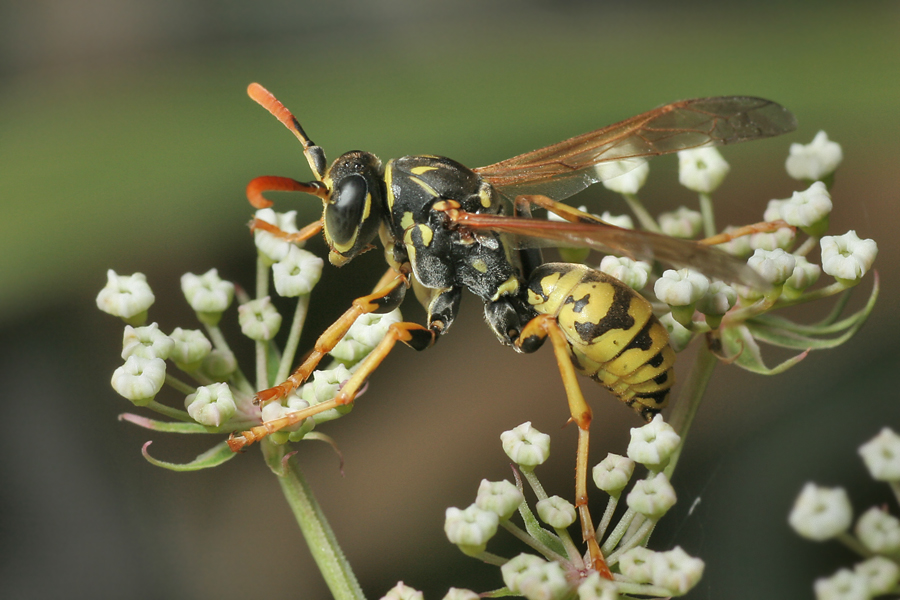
228, 83, 796, 573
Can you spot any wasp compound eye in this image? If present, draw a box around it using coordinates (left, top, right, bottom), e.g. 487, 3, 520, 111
326, 174, 368, 246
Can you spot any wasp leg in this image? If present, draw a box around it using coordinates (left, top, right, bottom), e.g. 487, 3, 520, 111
516, 314, 613, 579
246, 174, 329, 209
250, 216, 323, 244
514, 195, 607, 225
700, 219, 793, 245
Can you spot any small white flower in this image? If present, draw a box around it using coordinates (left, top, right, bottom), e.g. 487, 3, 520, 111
654, 269, 709, 306
626, 472, 677, 518
111, 356, 166, 406
298, 365, 354, 423
444, 505, 499, 555
598, 158, 650, 195
592, 453, 635, 494
599, 256, 651, 291
697, 281, 737, 317
380, 582, 424, 600
859, 428, 900, 482
536, 496, 577, 529
788, 483, 853, 541
254, 208, 301, 263
441, 588, 480, 600
658, 312, 693, 353
330, 309, 402, 363
855, 506, 900, 553
748, 248, 796, 285
786, 130, 843, 182
678, 146, 730, 193
185, 382, 236, 427
650, 546, 705, 595
96, 270, 155, 325
261, 395, 313, 438
575, 572, 619, 600
718, 225, 754, 258
749, 227, 795, 252
813, 568, 868, 600
475, 479, 524, 521
659, 207, 703, 239
238, 296, 282, 341
598, 211, 634, 230
854, 556, 900, 596
627, 415, 681, 470
501, 422, 551, 467
273, 245, 324, 297
201, 349, 237, 380
772, 182, 833, 235
785, 256, 822, 294
617, 546, 655, 583
168, 328, 212, 370
516, 560, 571, 600
502, 554, 549, 595
821, 231, 878, 283
121, 323, 174, 360
181, 269, 235, 325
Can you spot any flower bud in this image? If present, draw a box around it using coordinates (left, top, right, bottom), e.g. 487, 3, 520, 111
813, 568, 867, 600
598, 158, 649, 195
784, 256, 821, 298
181, 269, 235, 326
678, 147, 729, 193
96, 270, 155, 325
185, 382, 236, 427
771, 182, 833, 237
121, 323, 174, 360
254, 208, 300, 263
785, 130, 843, 182
658, 312, 693, 353
168, 327, 212, 370
501, 422, 551, 467
617, 547, 655, 583
444, 505, 499, 556
650, 546, 705, 595
658, 207, 703, 239
273, 245, 324, 297
535, 496, 577, 529
598, 256, 651, 291
475, 479, 524, 521
111, 356, 166, 406
654, 269, 709, 306
626, 472, 677, 518
858, 427, 900, 482
330, 310, 401, 363
820, 231, 878, 283
592, 453, 635, 494
299, 365, 354, 423
238, 296, 282, 341
696, 281, 737, 329
627, 415, 681, 470
575, 573, 619, 600
855, 506, 900, 553
380, 582, 424, 600
441, 589, 479, 600
201, 349, 237, 381
788, 483, 853, 541
747, 248, 796, 286
501, 554, 570, 600
855, 556, 900, 596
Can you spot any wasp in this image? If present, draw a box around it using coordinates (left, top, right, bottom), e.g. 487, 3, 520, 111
228, 83, 795, 573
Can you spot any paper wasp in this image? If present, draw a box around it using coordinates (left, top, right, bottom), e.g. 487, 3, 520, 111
228, 83, 795, 573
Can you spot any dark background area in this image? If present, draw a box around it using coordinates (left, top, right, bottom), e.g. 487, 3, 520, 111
1, 1, 898, 599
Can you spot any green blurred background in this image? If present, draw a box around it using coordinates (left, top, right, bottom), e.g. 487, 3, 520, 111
1, 1, 898, 599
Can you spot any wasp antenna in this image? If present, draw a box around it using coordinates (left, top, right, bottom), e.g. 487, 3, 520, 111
248, 83, 328, 180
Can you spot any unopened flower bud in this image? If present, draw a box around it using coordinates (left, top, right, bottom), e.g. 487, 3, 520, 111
238, 296, 282, 341
185, 382, 236, 427
254, 208, 300, 263
441, 588, 480, 600
501, 422, 551, 467
813, 568, 867, 600
444, 505, 499, 556
96, 270, 155, 325
678, 147, 729, 193
855, 506, 900, 553
273, 245, 324, 297
650, 546, 705, 595
598, 158, 649, 195
111, 356, 166, 406
201, 349, 237, 381
475, 479, 524, 521
785, 130, 843, 182
536, 496, 577, 529
658, 312, 693, 353
299, 365, 354, 423
788, 483, 852, 541
627, 415, 681, 470
617, 547, 655, 583
855, 556, 900, 596
380, 582, 424, 600
592, 453, 635, 494
770, 182, 833, 237
784, 256, 821, 298
859, 427, 900, 482
626, 472, 677, 518
821, 231, 878, 283
659, 207, 703, 239
576, 573, 619, 600
697, 281, 737, 329
181, 269, 235, 325
599, 256, 651, 291
330, 310, 401, 363
122, 323, 174, 360
501, 554, 570, 600
748, 248, 796, 286
168, 327, 212, 370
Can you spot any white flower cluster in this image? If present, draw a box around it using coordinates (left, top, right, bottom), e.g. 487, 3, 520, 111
790, 428, 900, 599
444, 417, 701, 599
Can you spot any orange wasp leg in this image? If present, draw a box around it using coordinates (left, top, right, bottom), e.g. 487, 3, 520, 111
250, 217, 324, 244
514, 195, 608, 225
516, 314, 613, 580
700, 219, 793, 246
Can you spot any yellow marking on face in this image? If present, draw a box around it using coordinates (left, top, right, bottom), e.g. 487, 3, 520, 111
411, 165, 438, 175
400, 211, 415, 232
385, 160, 395, 209
472, 259, 488, 273
410, 176, 438, 197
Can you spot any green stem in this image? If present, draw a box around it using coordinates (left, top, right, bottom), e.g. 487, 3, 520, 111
500, 521, 569, 564
278, 294, 312, 383
144, 399, 194, 422
256, 254, 270, 299
836, 531, 872, 558
262, 441, 366, 600
165, 373, 198, 396
698, 192, 716, 238
622, 193, 661, 233
664, 341, 718, 479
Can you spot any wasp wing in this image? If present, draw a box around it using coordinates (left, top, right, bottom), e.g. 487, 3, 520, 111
454, 212, 767, 287
474, 96, 796, 200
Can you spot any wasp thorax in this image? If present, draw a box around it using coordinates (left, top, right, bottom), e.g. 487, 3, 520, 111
322, 151, 386, 266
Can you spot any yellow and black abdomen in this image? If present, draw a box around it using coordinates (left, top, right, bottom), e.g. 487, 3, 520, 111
525, 262, 675, 420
